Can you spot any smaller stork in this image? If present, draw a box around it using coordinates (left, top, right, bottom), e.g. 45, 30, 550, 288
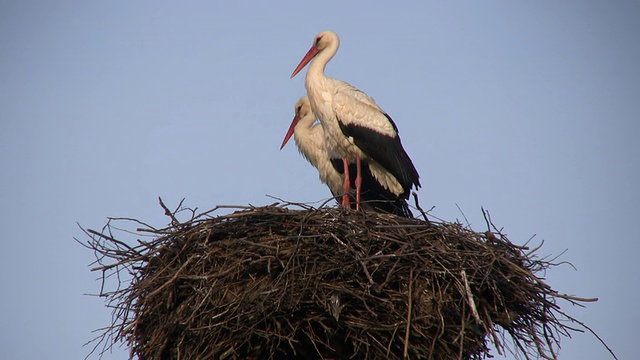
281, 96, 413, 217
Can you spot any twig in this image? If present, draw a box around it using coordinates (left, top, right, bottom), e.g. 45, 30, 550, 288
158, 196, 180, 226
403, 265, 413, 359
455, 203, 471, 228
411, 191, 431, 226
461, 270, 482, 325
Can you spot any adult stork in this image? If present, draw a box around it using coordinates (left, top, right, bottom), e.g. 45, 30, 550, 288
281, 96, 413, 217
290, 30, 420, 210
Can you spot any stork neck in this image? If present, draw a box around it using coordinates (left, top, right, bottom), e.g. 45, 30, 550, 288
306, 40, 338, 85
297, 113, 316, 131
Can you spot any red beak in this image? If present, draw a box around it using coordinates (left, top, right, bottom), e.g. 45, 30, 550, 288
291, 46, 320, 78
280, 113, 302, 150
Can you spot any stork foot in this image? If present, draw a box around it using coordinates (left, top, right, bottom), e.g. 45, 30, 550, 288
341, 193, 351, 208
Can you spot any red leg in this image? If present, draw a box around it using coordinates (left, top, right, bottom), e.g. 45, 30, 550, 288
355, 154, 362, 210
341, 157, 351, 208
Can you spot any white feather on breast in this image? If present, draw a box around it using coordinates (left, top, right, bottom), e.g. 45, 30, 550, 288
294, 121, 343, 196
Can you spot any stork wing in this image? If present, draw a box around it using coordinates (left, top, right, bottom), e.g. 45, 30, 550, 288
333, 89, 420, 195
333, 88, 397, 137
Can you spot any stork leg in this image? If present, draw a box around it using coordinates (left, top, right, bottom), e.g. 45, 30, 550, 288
355, 154, 362, 211
341, 157, 351, 208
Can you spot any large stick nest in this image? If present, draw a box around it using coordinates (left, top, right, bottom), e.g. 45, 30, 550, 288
81, 200, 612, 360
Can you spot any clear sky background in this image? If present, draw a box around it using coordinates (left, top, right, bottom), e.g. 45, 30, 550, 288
1, 1, 638, 359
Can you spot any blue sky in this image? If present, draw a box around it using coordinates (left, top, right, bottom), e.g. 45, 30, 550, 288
1, 1, 637, 359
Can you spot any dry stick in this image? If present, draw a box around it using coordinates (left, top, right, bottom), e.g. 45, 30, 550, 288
379, 258, 401, 290
482, 207, 512, 243
481, 206, 492, 232
106, 216, 160, 232
461, 270, 482, 325
411, 191, 431, 226
552, 292, 598, 303
458, 303, 466, 360
455, 203, 471, 228
87, 228, 136, 253
483, 307, 503, 356
403, 266, 413, 359
560, 310, 619, 360
90, 254, 148, 272
359, 259, 375, 285
158, 196, 180, 226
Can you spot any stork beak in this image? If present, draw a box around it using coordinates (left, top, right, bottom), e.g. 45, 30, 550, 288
291, 46, 320, 78
280, 114, 301, 150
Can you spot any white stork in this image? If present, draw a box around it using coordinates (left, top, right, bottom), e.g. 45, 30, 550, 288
281, 96, 413, 217
290, 30, 421, 210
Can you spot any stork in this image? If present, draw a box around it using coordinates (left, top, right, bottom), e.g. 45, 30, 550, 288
281, 96, 413, 217
290, 30, 420, 210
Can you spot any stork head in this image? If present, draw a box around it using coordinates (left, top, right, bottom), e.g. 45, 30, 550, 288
291, 30, 339, 78
280, 96, 312, 150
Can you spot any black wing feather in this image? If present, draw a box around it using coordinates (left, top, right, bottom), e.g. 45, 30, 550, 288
337, 114, 420, 197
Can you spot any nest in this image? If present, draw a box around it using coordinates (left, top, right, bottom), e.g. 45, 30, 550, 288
81, 199, 612, 360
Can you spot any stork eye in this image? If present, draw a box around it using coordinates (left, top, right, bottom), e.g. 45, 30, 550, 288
315, 36, 323, 46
